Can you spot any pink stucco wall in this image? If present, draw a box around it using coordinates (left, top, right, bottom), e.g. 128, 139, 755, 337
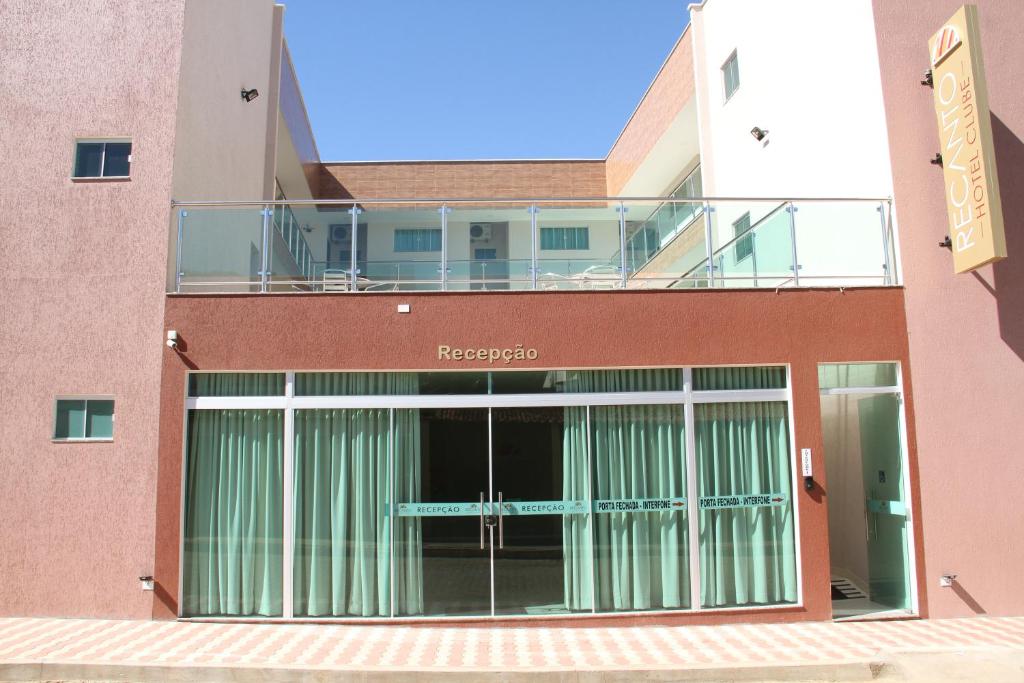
0, 0, 187, 618
872, 0, 1024, 617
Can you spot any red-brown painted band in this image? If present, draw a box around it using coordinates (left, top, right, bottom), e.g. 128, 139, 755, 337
153, 287, 923, 624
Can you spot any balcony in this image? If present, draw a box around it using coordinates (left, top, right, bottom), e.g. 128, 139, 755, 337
170, 197, 898, 293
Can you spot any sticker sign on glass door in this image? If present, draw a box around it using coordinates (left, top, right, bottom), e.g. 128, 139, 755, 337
396, 502, 484, 517
594, 498, 687, 513
699, 493, 788, 510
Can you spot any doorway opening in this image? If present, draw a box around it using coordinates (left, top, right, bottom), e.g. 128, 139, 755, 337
819, 363, 915, 620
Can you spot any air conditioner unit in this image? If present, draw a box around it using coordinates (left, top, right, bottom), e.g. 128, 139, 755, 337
330, 224, 350, 243
470, 223, 492, 242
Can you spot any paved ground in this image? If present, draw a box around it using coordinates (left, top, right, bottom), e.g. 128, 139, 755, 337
0, 615, 1023, 681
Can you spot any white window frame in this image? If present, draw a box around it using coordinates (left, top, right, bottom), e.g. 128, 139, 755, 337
52, 395, 115, 442
722, 50, 740, 102
71, 137, 132, 179
178, 365, 803, 621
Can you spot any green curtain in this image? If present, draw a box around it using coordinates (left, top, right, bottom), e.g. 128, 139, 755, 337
183, 409, 283, 616
695, 400, 797, 607
562, 405, 592, 611
189, 373, 285, 397
693, 366, 786, 391
292, 373, 422, 617
562, 370, 688, 612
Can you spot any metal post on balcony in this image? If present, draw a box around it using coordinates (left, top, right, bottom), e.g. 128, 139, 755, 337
617, 202, 628, 289
529, 204, 539, 290
260, 204, 272, 293
440, 203, 450, 291
703, 202, 714, 287
751, 232, 759, 288
348, 205, 362, 292
787, 202, 800, 287
175, 209, 186, 294
878, 200, 894, 285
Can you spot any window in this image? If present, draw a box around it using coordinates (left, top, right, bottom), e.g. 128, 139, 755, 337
540, 227, 589, 251
394, 228, 442, 252
733, 212, 753, 263
73, 139, 131, 178
53, 398, 114, 440
722, 51, 740, 101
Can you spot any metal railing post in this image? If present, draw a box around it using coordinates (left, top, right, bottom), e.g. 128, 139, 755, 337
879, 200, 894, 285
175, 209, 186, 294
618, 202, 628, 289
348, 205, 362, 291
260, 204, 271, 293
703, 202, 714, 287
751, 232, 759, 288
529, 204, 539, 290
787, 202, 800, 287
440, 204, 450, 291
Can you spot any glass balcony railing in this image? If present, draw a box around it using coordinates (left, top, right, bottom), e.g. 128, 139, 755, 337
170, 197, 898, 293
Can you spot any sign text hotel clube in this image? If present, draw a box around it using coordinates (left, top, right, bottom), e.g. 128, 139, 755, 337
438, 344, 538, 364
929, 5, 1006, 274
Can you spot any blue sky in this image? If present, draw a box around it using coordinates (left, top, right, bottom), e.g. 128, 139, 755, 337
282, 1, 689, 161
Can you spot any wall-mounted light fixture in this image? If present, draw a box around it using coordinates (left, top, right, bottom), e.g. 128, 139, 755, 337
241, 88, 260, 103
750, 126, 769, 142
930, 153, 943, 166
166, 330, 179, 350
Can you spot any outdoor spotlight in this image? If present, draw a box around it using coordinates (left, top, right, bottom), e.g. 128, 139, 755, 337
921, 68, 934, 87
930, 153, 943, 166
241, 88, 260, 103
750, 126, 768, 142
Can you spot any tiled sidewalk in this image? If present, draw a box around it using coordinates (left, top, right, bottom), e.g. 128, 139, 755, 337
1, 616, 1023, 680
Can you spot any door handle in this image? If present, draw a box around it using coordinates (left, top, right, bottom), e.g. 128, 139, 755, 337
480, 492, 485, 550
498, 491, 504, 549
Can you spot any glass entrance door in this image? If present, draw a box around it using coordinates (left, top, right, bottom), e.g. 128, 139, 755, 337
395, 407, 491, 616
395, 406, 590, 616
491, 407, 591, 616
819, 364, 914, 620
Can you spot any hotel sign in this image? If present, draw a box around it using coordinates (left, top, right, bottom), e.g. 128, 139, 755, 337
929, 5, 1006, 273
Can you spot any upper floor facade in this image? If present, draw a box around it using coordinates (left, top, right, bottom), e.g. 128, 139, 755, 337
163, 0, 901, 297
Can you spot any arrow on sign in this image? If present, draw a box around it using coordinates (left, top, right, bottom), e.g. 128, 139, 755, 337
672, 501, 685, 507
772, 497, 784, 503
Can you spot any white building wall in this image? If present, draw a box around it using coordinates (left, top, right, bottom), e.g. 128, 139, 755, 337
690, 0, 898, 285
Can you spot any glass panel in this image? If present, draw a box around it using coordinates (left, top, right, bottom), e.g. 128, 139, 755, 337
695, 401, 797, 608
792, 201, 888, 286
492, 406, 592, 615
622, 200, 706, 289
693, 366, 787, 391
268, 203, 333, 292
85, 400, 114, 439
533, 203, 622, 290
54, 399, 86, 439
182, 409, 283, 616
446, 204, 532, 291
590, 404, 689, 611
395, 408, 491, 616
708, 201, 792, 289
818, 363, 898, 389
293, 409, 390, 617
360, 204, 443, 291
103, 142, 131, 176
73, 142, 103, 177
178, 207, 266, 293
189, 373, 285, 397
821, 392, 911, 616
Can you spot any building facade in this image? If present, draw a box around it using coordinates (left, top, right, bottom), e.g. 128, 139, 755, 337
0, 0, 1019, 625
